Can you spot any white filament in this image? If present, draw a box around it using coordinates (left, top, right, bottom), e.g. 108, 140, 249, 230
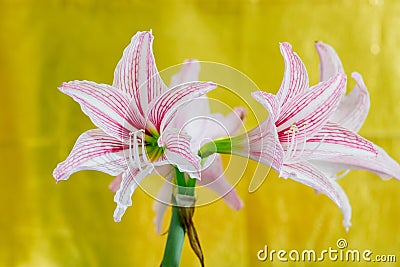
129, 129, 146, 170
284, 121, 329, 164
335, 170, 350, 180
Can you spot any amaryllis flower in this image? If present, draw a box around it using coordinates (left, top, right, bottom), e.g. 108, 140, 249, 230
253, 42, 400, 230
110, 59, 246, 232
53, 31, 216, 221
251, 42, 351, 228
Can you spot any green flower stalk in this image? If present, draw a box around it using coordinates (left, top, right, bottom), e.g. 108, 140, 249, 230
161, 168, 203, 267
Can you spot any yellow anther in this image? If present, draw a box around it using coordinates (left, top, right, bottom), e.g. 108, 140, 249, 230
284, 121, 308, 134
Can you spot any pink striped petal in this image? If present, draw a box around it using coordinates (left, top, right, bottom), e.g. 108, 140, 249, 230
152, 165, 175, 233
212, 107, 247, 136
306, 161, 346, 180
280, 161, 352, 230
249, 91, 284, 172
330, 72, 370, 132
277, 72, 347, 142
109, 173, 123, 193
315, 41, 344, 82
252, 91, 280, 122
303, 122, 378, 158
153, 179, 173, 234
357, 145, 400, 180
113, 166, 154, 222
169, 59, 201, 88
159, 129, 202, 179
310, 146, 400, 181
113, 31, 167, 116
172, 97, 211, 133
177, 107, 247, 155
112, 153, 167, 194
168, 60, 208, 134
276, 42, 309, 106
148, 81, 217, 132
198, 107, 247, 140
230, 118, 284, 172
199, 155, 244, 210
248, 119, 284, 171
59, 81, 144, 141
53, 129, 127, 182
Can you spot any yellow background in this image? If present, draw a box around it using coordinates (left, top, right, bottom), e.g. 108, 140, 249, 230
1, 0, 400, 266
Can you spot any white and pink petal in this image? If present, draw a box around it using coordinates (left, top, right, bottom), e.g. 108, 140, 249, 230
172, 97, 211, 138
109, 173, 123, 193
277, 72, 347, 142
199, 155, 243, 210
230, 118, 284, 173
280, 161, 352, 230
59, 80, 144, 141
169, 59, 201, 88
153, 177, 174, 234
53, 129, 127, 182
252, 91, 280, 122
310, 146, 400, 181
276, 42, 309, 106
315, 41, 344, 82
197, 107, 246, 140
113, 31, 168, 115
207, 107, 247, 137
148, 81, 217, 132
113, 166, 154, 222
296, 122, 378, 160
330, 72, 370, 132
159, 129, 202, 179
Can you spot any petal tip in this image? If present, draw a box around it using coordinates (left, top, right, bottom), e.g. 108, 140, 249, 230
184, 58, 199, 64
233, 197, 244, 211
251, 90, 263, 98
58, 82, 69, 92
53, 165, 68, 183
207, 81, 218, 89
113, 205, 126, 222
343, 220, 352, 232
350, 72, 365, 84
251, 91, 268, 105
233, 107, 247, 121
280, 42, 292, 49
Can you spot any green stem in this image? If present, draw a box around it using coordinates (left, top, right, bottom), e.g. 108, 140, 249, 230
198, 137, 233, 158
186, 178, 196, 195
161, 168, 196, 267
175, 168, 186, 195
161, 205, 185, 267
162, 137, 235, 267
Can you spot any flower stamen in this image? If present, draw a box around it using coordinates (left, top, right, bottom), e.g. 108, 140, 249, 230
284, 121, 308, 135
129, 130, 146, 170
284, 121, 315, 163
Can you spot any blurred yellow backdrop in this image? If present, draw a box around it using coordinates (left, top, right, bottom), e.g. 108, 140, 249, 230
1, 0, 400, 266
